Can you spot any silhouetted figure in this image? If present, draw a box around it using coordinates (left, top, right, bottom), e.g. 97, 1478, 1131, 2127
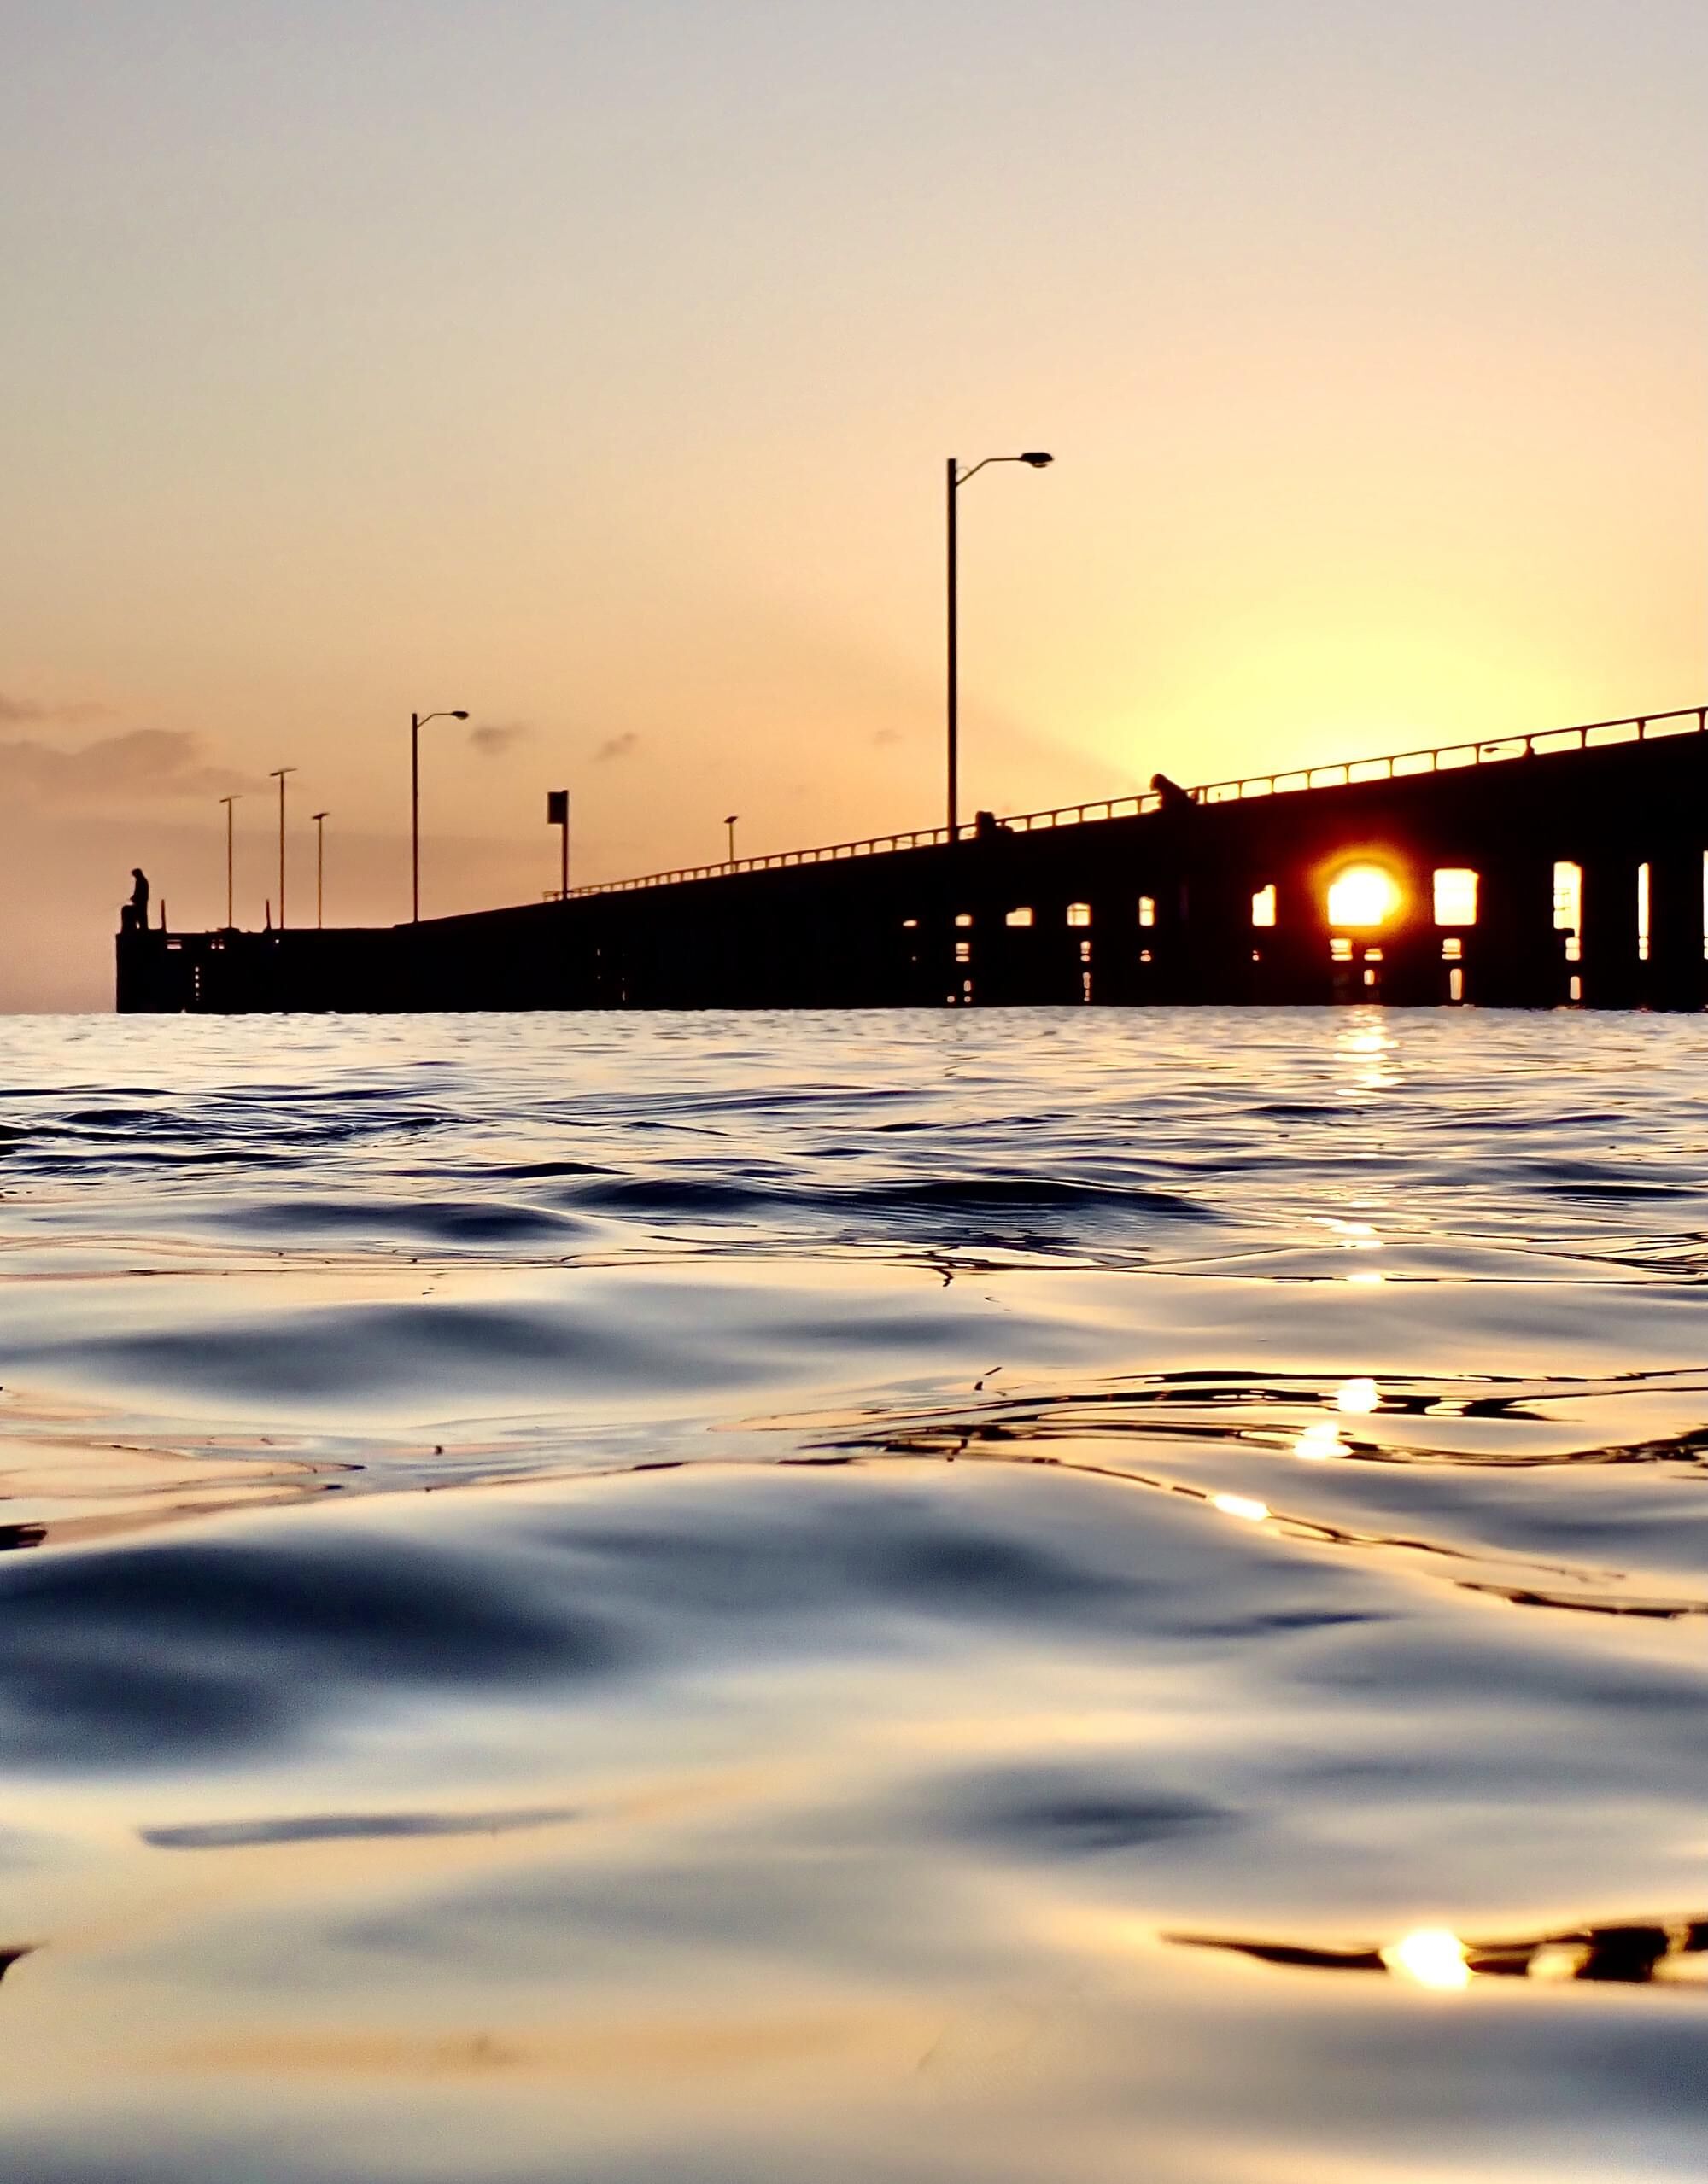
121, 867, 150, 936
974, 809, 1009, 840
1150, 772, 1195, 812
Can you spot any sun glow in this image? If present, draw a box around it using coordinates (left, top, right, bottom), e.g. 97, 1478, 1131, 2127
1381, 1928, 1471, 1990
1326, 866, 1401, 929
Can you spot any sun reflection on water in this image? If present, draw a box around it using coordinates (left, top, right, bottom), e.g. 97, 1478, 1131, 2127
1334, 1012, 1400, 1101
1380, 1928, 1471, 1990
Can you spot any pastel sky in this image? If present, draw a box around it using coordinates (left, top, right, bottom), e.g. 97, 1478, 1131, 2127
2, 0, 1702, 1007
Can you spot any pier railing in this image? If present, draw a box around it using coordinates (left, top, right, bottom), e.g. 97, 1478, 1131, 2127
567, 705, 1707, 900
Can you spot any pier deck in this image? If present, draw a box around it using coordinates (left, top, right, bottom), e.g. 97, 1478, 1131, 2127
117, 708, 1708, 1013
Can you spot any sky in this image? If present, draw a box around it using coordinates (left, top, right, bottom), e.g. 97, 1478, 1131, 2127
1, 0, 1702, 1007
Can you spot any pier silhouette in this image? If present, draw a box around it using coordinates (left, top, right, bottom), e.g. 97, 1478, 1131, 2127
117, 706, 1708, 1013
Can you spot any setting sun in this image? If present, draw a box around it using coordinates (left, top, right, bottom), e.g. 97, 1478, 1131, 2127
1326, 866, 1402, 929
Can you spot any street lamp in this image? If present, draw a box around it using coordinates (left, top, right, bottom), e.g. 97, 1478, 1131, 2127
411, 710, 471, 922
269, 768, 296, 928
723, 814, 739, 867
219, 793, 240, 928
945, 452, 1053, 838
311, 811, 329, 928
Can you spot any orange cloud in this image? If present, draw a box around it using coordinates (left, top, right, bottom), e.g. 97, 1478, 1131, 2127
0, 728, 257, 807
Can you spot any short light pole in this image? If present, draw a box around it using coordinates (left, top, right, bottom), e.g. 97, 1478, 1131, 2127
311, 810, 329, 927
219, 793, 240, 927
411, 709, 471, 922
269, 768, 296, 928
547, 790, 570, 899
723, 813, 739, 867
945, 451, 1053, 838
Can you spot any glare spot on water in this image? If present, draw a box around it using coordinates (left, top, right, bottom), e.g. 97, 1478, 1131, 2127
1294, 1421, 1348, 1462
1335, 1011, 1400, 1098
1381, 1928, 1471, 1990
1527, 1944, 1588, 1983
1211, 1492, 1271, 1524
1336, 1378, 1380, 1415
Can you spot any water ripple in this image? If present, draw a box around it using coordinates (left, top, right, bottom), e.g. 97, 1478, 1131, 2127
1, 1008, 1707, 2181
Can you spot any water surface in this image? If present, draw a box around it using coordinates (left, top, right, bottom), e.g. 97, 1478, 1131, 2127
2, 1006, 1706, 2181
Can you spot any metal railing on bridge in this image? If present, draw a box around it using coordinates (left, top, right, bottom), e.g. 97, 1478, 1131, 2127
565, 705, 1707, 901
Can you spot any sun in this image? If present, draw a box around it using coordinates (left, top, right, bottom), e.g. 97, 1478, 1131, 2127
1326, 864, 1401, 929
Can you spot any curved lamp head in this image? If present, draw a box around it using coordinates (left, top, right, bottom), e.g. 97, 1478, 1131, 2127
451, 710, 470, 720
1019, 452, 1054, 468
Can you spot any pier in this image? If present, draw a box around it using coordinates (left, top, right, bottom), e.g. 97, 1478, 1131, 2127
116, 706, 1708, 1013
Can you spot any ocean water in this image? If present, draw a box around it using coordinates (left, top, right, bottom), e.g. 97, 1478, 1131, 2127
1, 1005, 1706, 2183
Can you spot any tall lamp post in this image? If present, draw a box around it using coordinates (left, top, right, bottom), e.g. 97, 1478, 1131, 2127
945, 451, 1053, 838
269, 768, 296, 928
311, 810, 329, 928
723, 813, 739, 867
219, 793, 240, 928
411, 709, 471, 922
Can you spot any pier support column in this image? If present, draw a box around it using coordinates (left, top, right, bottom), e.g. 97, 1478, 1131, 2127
1471, 856, 1563, 1007
1255, 876, 1332, 1004
1578, 855, 1642, 1008
1182, 876, 1259, 1003
1643, 850, 1705, 1011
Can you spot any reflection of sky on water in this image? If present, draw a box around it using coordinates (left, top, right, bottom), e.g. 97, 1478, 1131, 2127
1, 1009, 1707, 2181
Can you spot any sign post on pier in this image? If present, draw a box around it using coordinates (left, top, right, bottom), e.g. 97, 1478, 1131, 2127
547, 790, 570, 900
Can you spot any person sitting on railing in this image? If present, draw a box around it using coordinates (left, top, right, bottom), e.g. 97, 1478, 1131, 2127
1150, 773, 1196, 811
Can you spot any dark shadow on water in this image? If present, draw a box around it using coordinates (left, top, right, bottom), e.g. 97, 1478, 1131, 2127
935, 1761, 1236, 1855
141, 1805, 578, 1850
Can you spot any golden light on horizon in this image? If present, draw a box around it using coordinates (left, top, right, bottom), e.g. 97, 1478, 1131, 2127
1326, 865, 1402, 929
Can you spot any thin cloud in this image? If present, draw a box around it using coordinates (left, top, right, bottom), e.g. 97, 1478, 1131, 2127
594, 731, 640, 762
872, 726, 905, 748
469, 722, 530, 757
0, 728, 257, 807
0, 692, 108, 727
